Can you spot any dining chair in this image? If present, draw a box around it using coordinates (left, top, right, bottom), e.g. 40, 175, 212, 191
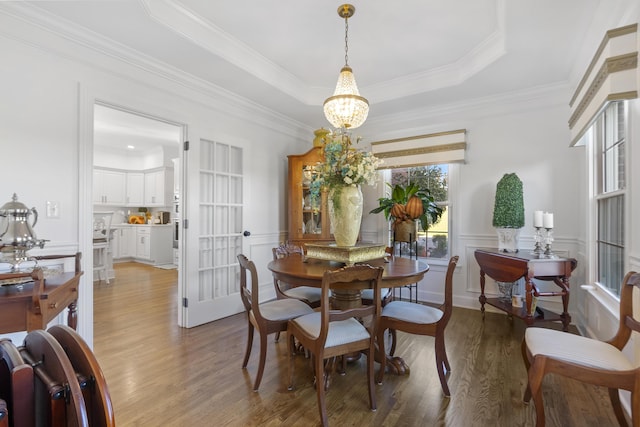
376, 255, 459, 397
0, 338, 34, 427
237, 253, 314, 392
287, 264, 384, 427
21, 329, 89, 426
48, 324, 115, 427
93, 211, 114, 284
522, 271, 640, 427
272, 242, 322, 308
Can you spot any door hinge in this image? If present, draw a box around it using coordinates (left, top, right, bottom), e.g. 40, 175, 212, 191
183, 219, 188, 229
183, 140, 189, 151
182, 297, 188, 308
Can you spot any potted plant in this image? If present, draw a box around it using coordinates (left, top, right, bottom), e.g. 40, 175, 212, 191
492, 172, 525, 252
370, 182, 443, 242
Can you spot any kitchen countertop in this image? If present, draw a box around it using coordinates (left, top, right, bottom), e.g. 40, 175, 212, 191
112, 223, 172, 227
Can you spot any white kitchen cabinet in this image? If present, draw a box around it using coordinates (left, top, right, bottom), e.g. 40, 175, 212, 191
136, 227, 151, 260
134, 225, 172, 265
111, 226, 135, 260
118, 226, 135, 259
93, 169, 126, 205
144, 168, 173, 206
126, 172, 145, 206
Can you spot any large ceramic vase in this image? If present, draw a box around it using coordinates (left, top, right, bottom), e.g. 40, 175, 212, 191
328, 185, 363, 247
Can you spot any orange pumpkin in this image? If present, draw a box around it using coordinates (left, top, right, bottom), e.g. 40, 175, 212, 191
405, 196, 424, 219
390, 203, 406, 220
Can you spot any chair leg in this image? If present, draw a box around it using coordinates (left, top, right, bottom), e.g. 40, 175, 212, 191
252, 332, 268, 391
521, 339, 532, 403
314, 353, 328, 427
274, 331, 281, 342
607, 388, 628, 427
288, 333, 295, 391
242, 321, 254, 369
528, 359, 547, 427
389, 329, 397, 357
376, 328, 387, 385
366, 347, 376, 411
631, 389, 640, 427
435, 332, 451, 397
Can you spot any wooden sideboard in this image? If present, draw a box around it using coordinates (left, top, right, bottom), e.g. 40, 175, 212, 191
0, 253, 83, 334
474, 248, 577, 331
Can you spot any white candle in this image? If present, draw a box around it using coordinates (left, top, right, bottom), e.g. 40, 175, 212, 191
543, 212, 554, 229
533, 210, 543, 228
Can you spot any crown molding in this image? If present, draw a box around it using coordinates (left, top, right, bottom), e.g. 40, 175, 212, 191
140, 0, 315, 104
0, 2, 310, 138
137, 0, 507, 106
364, 81, 569, 137
367, 0, 506, 103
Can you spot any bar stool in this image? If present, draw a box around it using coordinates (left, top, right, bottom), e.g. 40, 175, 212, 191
93, 211, 113, 284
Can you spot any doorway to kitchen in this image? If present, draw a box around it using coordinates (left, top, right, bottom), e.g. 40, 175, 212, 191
92, 103, 184, 304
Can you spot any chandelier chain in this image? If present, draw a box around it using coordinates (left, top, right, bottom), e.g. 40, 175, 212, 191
344, 16, 349, 66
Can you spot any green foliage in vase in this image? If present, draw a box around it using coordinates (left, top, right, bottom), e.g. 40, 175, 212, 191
370, 182, 443, 231
492, 173, 525, 228
309, 130, 381, 209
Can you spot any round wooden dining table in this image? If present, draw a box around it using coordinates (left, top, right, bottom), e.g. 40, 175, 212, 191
267, 254, 429, 375
268, 255, 429, 291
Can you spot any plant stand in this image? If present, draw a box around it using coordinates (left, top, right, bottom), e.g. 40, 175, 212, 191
392, 231, 418, 303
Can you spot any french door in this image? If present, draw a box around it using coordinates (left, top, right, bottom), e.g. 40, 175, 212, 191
181, 138, 246, 327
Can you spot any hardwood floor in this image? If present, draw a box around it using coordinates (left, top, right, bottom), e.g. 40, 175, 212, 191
93, 262, 621, 426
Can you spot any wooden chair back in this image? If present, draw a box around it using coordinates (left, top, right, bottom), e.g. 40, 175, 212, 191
238, 254, 268, 325
21, 330, 89, 427
440, 255, 459, 327
272, 242, 304, 260
0, 339, 34, 427
48, 325, 115, 427
606, 271, 640, 350
317, 265, 383, 350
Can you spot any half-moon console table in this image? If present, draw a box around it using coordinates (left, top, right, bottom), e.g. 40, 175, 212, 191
474, 248, 577, 331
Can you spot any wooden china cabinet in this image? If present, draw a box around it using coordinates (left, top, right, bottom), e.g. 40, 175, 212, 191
288, 147, 333, 245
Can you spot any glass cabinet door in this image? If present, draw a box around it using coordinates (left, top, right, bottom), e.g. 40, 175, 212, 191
288, 147, 331, 244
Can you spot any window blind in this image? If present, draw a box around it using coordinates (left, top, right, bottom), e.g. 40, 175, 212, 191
569, 24, 638, 146
370, 129, 466, 169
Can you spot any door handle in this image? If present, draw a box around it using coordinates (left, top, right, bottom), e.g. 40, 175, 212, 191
243, 230, 251, 237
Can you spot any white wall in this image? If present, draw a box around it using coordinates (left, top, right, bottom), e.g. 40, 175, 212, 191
0, 11, 309, 346
361, 87, 583, 313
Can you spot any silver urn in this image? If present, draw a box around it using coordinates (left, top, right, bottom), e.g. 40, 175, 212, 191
0, 193, 46, 269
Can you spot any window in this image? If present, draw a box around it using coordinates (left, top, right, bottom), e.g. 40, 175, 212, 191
591, 101, 626, 296
390, 165, 449, 260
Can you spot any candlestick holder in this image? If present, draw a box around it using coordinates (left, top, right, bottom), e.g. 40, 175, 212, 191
532, 226, 544, 255
543, 228, 554, 256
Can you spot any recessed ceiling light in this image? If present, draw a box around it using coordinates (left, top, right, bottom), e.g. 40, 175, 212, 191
127, 145, 135, 150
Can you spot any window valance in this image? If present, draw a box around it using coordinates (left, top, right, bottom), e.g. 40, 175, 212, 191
370, 129, 467, 169
569, 23, 638, 146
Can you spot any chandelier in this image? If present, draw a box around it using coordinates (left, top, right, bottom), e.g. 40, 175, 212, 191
323, 4, 369, 130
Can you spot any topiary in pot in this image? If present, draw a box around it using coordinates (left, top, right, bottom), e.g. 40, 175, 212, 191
492, 173, 524, 252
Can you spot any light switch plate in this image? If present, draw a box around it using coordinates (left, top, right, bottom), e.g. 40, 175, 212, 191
46, 201, 60, 218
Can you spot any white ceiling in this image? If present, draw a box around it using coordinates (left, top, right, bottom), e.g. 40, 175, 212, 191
6, 0, 606, 145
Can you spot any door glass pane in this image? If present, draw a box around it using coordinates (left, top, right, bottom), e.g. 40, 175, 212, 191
215, 174, 229, 203
230, 146, 242, 174
197, 139, 243, 303
215, 143, 229, 172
